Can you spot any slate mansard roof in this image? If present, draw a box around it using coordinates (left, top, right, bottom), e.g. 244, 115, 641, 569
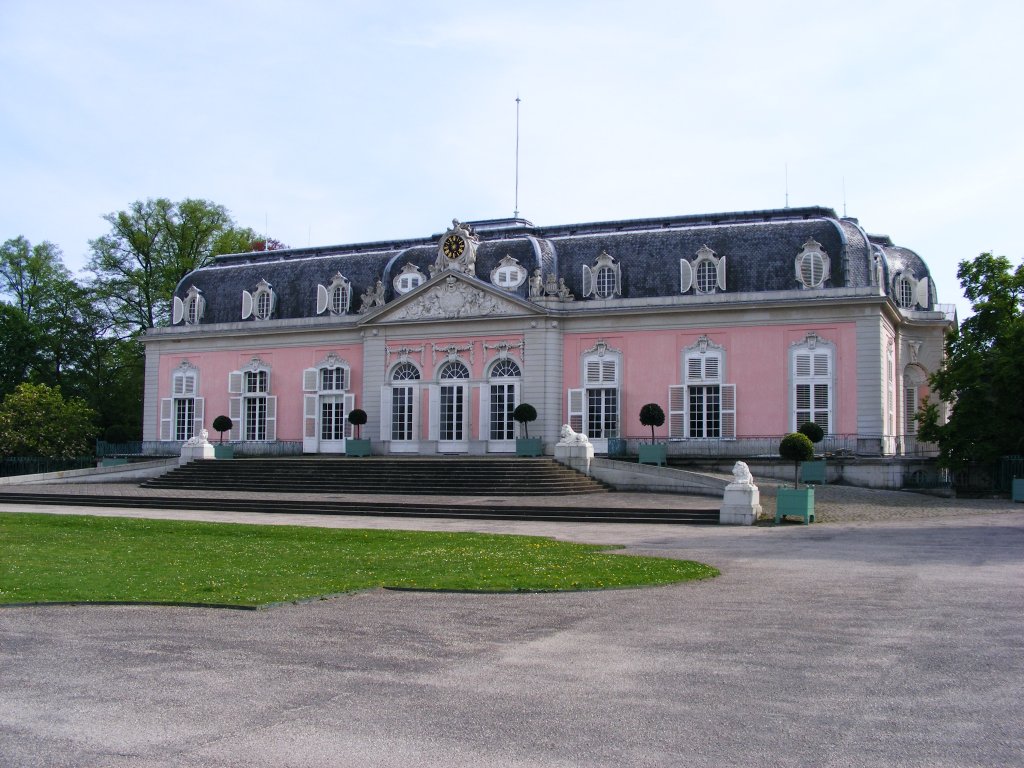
173, 206, 937, 325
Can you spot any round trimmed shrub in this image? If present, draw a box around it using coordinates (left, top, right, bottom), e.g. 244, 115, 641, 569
512, 403, 538, 438
639, 403, 666, 443
779, 432, 815, 488
798, 421, 824, 445
347, 408, 368, 439
212, 415, 233, 444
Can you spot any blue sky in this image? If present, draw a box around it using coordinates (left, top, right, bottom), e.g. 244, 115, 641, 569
1, 1, 1021, 319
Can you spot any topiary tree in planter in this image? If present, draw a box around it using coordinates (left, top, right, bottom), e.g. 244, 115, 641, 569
639, 403, 666, 444
779, 432, 815, 488
347, 408, 368, 439
798, 421, 824, 446
512, 403, 537, 439
212, 415, 233, 444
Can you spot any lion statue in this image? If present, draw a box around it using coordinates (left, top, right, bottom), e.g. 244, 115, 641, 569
731, 460, 753, 485
558, 424, 591, 445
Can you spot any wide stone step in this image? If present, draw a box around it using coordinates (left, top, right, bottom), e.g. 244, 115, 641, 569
0, 491, 719, 525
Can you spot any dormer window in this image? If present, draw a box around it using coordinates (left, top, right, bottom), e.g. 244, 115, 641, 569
393, 264, 426, 295
491, 255, 527, 290
794, 239, 831, 289
582, 251, 622, 299
680, 245, 726, 294
172, 285, 205, 326
892, 271, 930, 310
242, 279, 275, 321
317, 272, 352, 316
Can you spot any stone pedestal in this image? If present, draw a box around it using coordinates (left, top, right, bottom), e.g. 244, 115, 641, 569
720, 483, 762, 525
179, 431, 215, 465
554, 441, 595, 475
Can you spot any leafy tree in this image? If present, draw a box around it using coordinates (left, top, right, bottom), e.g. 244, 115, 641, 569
0, 236, 72, 322
87, 198, 255, 333
0, 382, 96, 458
639, 403, 666, 443
918, 253, 1024, 468
0, 303, 39, 397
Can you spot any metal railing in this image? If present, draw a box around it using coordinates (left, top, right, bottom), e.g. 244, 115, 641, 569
0, 456, 95, 478
96, 440, 304, 458
614, 433, 939, 459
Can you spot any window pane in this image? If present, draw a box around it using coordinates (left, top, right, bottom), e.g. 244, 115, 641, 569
174, 398, 194, 441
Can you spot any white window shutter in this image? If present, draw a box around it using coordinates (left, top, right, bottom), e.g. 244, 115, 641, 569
316, 284, 329, 315
915, 276, 930, 308
229, 397, 242, 440
614, 262, 622, 296
795, 354, 811, 378
679, 259, 693, 293
428, 384, 440, 441
193, 398, 205, 437
601, 359, 616, 383
344, 393, 356, 439
160, 398, 173, 441
228, 371, 243, 394
704, 355, 720, 382
241, 290, 253, 320
669, 385, 686, 438
687, 357, 703, 382
172, 296, 184, 325
343, 283, 352, 313
172, 373, 184, 396
265, 396, 277, 441
720, 384, 736, 440
303, 394, 318, 452
303, 368, 318, 392
582, 265, 593, 298
568, 388, 585, 434
716, 255, 727, 290
585, 359, 602, 384
813, 353, 830, 377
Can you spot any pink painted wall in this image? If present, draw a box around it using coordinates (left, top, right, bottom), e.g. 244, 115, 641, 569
157, 344, 365, 441
563, 323, 859, 438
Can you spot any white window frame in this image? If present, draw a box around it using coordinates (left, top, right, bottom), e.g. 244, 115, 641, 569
686, 245, 726, 295
316, 272, 352, 316
669, 337, 736, 440
482, 357, 522, 446
490, 256, 527, 290
228, 361, 276, 442
393, 263, 426, 295
160, 364, 204, 441
790, 334, 833, 435
581, 251, 622, 299
302, 356, 353, 452
568, 342, 621, 452
241, 279, 276, 321
172, 285, 205, 326
794, 239, 831, 289
383, 361, 421, 448
892, 271, 930, 310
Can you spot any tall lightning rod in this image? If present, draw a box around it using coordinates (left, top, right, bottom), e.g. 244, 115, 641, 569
512, 95, 520, 219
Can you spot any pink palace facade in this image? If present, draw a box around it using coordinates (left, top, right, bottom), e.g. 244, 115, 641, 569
142, 207, 954, 458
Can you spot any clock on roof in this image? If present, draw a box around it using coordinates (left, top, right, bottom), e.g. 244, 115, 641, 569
434, 219, 479, 277
442, 234, 466, 260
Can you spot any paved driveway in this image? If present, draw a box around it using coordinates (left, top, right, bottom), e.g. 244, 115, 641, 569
1, 503, 1022, 767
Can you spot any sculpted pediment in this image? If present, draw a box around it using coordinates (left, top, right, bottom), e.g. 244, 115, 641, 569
360, 273, 541, 325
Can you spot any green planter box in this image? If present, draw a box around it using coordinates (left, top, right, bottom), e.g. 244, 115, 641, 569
775, 486, 815, 524
638, 443, 667, 466
516, 438, 543, 457
213, 444, 234, 459
346, 438, 371, 457
101, 457, 128, 467
1013, 478, 1024, 503
800, 460, 827, 485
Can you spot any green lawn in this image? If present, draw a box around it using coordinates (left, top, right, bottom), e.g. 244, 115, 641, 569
0, 512, 718, 607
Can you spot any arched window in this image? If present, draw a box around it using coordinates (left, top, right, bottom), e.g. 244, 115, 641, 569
241, 279, 275, 321
393, 363, 421, 381
393, 264, 426, 295
317, 272, 352, 316
439, 361, 470, 379
228, 360, 276, 441
488, 358, 522, 442
491, 256, 527, 290
582, 251, 622, 299
172, 286, 205, 326
682, 245, 726, 294
390, 362, 421, 442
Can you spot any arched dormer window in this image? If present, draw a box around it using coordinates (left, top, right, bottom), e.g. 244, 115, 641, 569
172, 286, 205, 326
582, 251, 622, 299
394, 263, 426, 295
680, 245, 726, 294
794, 239, 831, 289
242, 279, 275, 321
892, 271, 930, 309
491, 255, 527, 290
317, 272, 351, 316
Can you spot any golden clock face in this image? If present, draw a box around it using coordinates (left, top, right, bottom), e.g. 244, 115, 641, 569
442, 235, 466, 260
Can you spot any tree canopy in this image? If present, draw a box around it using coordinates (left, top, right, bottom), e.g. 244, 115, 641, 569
87, 198, 257, 333
0, 383, 96, 458
918, 252, 1024, 467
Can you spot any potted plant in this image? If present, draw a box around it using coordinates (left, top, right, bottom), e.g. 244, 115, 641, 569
212, 415, 234, 459
346, 408, 371, 456
798, 421, 826, 484
776, 432, 815, 524
513, 403, 542, 456
637, 403, 667, 466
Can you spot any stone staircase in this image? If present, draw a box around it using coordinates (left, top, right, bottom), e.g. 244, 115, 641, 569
142, 456, 609, 496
